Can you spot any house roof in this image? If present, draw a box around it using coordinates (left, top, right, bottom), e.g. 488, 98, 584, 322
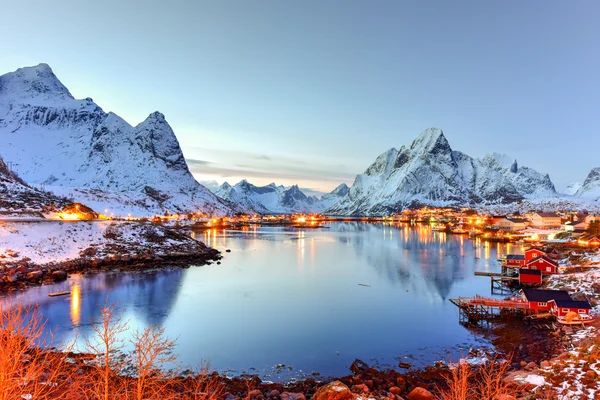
550, 299, 592, 309
526, 246, 556, 254
519, 268, 542, 276
527, 255, 559, 266
522, 289, 572, 302
534, 212, 560, 218
507, 254, 525, 260
506, 218, 528, 223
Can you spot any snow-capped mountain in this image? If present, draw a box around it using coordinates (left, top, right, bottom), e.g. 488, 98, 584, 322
575, 168, 600, 201
215, 180, 348, 214
327, 128, 556, 216
0, 155, 70, 213
563, 182, 583, 196
0, 64, 234, 216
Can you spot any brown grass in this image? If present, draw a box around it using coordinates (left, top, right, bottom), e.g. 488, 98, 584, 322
436, 356, 519, 400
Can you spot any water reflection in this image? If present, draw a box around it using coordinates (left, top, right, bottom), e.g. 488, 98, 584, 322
2, 222, 511, 379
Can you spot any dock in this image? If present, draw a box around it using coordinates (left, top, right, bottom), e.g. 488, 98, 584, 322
474, 271, 519, 294
48, 291, 71, 297
450, 295, 530, 324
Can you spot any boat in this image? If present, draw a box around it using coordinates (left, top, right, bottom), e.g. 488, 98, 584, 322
556, 313, 594, 325
431, 223, 447, 232
48, 291, 71, 297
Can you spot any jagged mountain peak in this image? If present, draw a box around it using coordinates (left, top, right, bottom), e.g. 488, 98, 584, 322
220, 181, 233, 190
326, 128, 557, 216
583, 167, 600, 186
0, 63, 74, 104
330, 183, 350, 196
409, 128, 450, 155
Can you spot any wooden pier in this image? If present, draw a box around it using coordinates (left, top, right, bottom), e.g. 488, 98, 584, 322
473, 271, 518, 294
450, 295, 530, 324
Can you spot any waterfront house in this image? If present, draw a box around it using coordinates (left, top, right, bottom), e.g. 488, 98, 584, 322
578, 234, 600, 247
525, 255, 559, 275
549, 299, 592, 317
505, 254, 526, 267
521, 289, 572, 312
562, 220, 588, 231
494, 217, 529, 231
530, 212, 562, 229
524, 247, 558, 263
518, 268, 543, 285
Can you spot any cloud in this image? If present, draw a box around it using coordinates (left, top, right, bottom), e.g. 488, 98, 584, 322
186, 158, 212, 166
254, 155, 271, 161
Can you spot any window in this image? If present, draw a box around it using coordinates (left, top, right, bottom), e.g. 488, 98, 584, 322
538, 302, 547, 307
578, 309, 587, 314
562, 308, 569, 313
546, 267, 552, 272
531, 266, 537, 270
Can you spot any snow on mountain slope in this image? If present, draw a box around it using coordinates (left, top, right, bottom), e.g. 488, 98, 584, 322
563, 182, 583, 196
215, 180, 348, 214
327, 128, 556, 216
575, 167, 600, 201
0, 64, 234, 216
0, 154, 71, 213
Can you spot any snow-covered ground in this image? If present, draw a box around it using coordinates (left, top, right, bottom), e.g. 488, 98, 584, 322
0, 220, 213, 266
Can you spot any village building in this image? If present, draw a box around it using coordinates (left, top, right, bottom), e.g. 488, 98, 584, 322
521, 289, 572, 313
562, 220, 588, 231
524, 247, 559, 263
494, 217, 529, 231
530, 212, 562, 229
578, 234, 600, 247
525, 255, 559, 275
518, 268, 543, 285
584, 215, 600, 224
549, 299, 592, 317
505, 254, 526, 267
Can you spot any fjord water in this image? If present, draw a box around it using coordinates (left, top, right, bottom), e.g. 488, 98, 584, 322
5, 222, 520, 379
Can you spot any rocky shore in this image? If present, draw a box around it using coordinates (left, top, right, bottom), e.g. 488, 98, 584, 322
0, 220, 221, 291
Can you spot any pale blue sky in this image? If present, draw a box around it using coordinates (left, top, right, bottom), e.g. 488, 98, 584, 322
2, 1, 599, 194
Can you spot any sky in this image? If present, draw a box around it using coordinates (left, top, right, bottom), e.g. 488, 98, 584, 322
1, 1, 599, 195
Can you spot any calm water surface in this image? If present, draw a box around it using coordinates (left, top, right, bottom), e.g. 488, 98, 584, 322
3, 222, 524, 379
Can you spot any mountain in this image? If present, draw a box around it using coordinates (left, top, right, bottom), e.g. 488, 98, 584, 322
215, 180, 348, 214
0, 155, 70, 213
575, 168, 600, 201
0, 64, 234, 216
326, 128, 556, 216
563, 182, 583, 196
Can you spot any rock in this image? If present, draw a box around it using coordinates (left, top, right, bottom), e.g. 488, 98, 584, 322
519, 361, 527, 368
269, 390, 280, 398
226, 249, 232, 252
397, 362, 412, 369
396, 376, 406, 387
26, 270, 43, 281
312, 381, 353, 400
248, 389, 263, 399
280, 393, 305, 400
585, 369, 597, 380
51, 270, 67, 281
351, 384, 368, 393
350, 359, 369, 375
389, 386, 402, 395
524, 362, 537, 371
540, 360, 550, 369
406, 387, 435, 400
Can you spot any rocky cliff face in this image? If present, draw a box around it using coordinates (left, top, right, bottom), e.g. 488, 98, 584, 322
0, 64, 234, 216
326, 128, 556, 216
575, 167, 600, 201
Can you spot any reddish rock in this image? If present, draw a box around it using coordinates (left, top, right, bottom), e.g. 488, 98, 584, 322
406, 387, 435, 400
51, 270, 67, 281
396, 376, 406, 387
351, 384, 368, 393
397, 362, 412, 369
280, 392, 305, 400
312, 381, 353, 400
269, 390, 280, 398
26, 270, 43, 281
248, 389, 264, 399
389, 386, 402, 395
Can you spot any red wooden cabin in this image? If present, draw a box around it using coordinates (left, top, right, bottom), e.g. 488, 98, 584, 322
525, 247, 559, 263
505, 254, 526, 267
525, 255, 558, 275
518, 268, 542, 286
521, 289, 572, 312
549, 299, 592, 317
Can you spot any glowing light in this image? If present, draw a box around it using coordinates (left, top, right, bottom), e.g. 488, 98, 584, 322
296, 217, 307, 223
70, 282, 81, 326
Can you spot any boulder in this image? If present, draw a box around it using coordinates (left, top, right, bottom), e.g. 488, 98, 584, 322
389, 386, 402, 395
26, 270, 43, 281
350, 359, 369, 375
51, 270, 68, 281
406, 387, 435, 400
248, 389, 263, 399
312, 381, 354, 400
279, 393, 305, 400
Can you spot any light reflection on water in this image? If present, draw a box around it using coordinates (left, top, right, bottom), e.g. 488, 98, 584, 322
1, 222, 518, 380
